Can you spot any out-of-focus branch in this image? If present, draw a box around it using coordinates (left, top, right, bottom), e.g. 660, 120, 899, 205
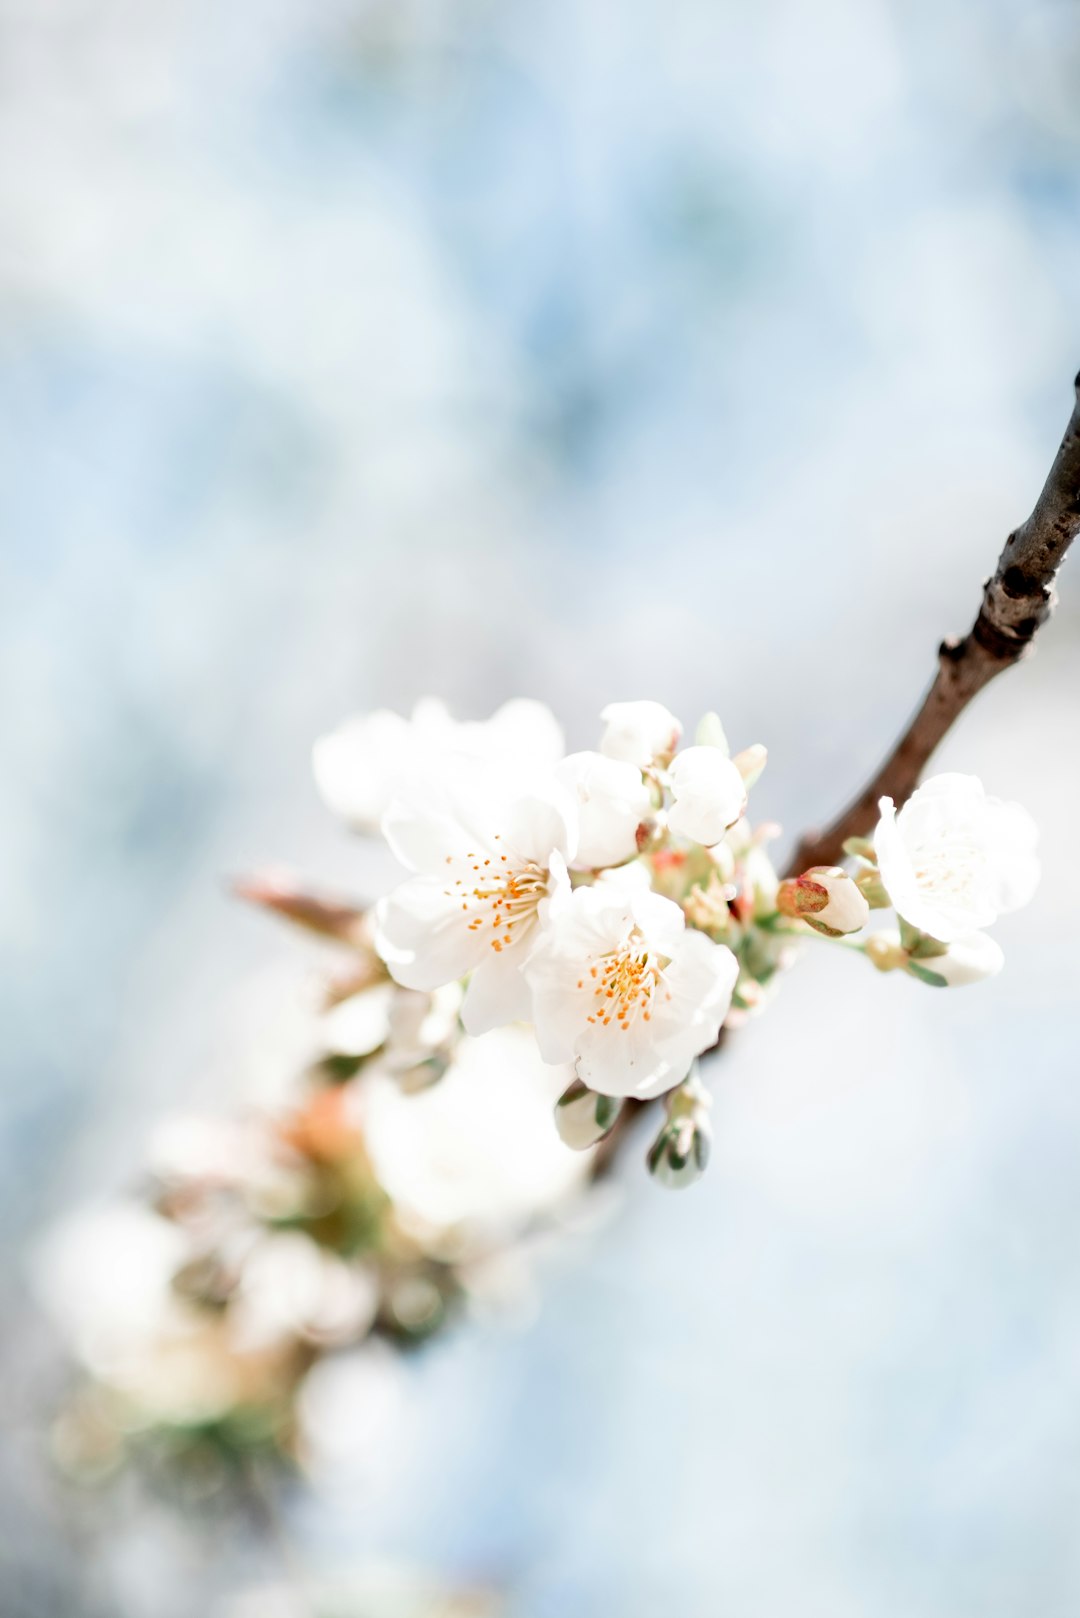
233, 870, 371, 947
790, 373, 1080, 874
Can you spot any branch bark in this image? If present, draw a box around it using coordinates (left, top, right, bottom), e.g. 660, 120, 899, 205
790, 373, 1080, 874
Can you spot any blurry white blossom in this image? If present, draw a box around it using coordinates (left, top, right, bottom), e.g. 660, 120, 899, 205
36, 1202, 189, 1376
228, 1232, 379, 1353
35, 1203, 297, 1425
599, 700, 682, 767
352, 1026, 588, 1234
295, 1343, 407, 1482
314, 699, 564, 833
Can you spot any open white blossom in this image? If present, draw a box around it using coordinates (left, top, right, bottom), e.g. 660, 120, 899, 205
314, 698, 564, 833
557, 751, 652, 869
525, 883, 738, 1099
600, 700, 682, 768
376, 783, 575, 1035
667, 745, 748, 846
875, 773, 1039, 943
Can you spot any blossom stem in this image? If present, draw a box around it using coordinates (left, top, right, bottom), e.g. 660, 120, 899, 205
756, 914, 867, 951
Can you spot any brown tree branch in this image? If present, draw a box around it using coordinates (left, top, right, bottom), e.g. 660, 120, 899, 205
790, 373, 1080, 874
590, 373, 1080, 1183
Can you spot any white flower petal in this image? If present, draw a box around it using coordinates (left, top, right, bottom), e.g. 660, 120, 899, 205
461, 940, 535, 1035
498, 789, 578, 868
381, 793, 472, 875
375, 879, 488, 989
557, 752, 651, 870
667, 746, 747, 845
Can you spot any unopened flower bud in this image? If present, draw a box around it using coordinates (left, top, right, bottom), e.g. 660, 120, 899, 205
646, 1078, 712, 1190
776, 866, 869, 936
731, 743, 768, 789
554, 1080, 623, 1150
906, 931, 1004, 987
394, 1051, 452, 1093
863, 931, 907, 972
634, 812, 668, 853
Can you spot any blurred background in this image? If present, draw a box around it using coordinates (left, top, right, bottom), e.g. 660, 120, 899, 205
2, 0, 1080, 1612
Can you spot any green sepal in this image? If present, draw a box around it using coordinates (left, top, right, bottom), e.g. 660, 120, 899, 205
906, 959, 947, 987
695, 712, 729, 753
842, 836, 877, 864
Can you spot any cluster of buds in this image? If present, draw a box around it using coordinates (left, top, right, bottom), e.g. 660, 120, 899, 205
645, 1069, 713, 1190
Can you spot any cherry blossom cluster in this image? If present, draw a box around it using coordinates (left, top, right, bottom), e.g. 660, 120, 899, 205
318, 697, 1041, 1186
321, 698, 780, 1183
38, 698, 1043, 1487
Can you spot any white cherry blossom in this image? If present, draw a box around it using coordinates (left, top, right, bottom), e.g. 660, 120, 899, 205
375, 783, 575, 1036
667, 745, 748, 846
525, 883, 738, 1100
557, 751, 652, 869
874, 773, 1039, 943
599, 700, 682, 768
314, 697, 564, 832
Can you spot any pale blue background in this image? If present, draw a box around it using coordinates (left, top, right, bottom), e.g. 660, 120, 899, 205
2, 0, 1080, 1612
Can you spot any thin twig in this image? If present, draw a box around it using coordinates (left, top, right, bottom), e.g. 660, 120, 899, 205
790, 372, 1080, 874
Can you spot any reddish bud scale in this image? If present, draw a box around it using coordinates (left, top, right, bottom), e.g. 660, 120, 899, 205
776, 875, 829, 918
